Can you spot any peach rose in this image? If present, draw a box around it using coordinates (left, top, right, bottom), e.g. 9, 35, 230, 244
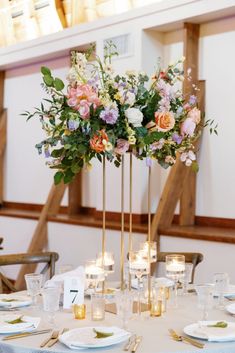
187, 107, 201, 124
90, 130, 108, 153
154, 111, 175, 132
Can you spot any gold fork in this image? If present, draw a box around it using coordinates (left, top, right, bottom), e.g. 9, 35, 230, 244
47, 328, 69, 347
40, 330, 60, 347
169, 329, 204, 349
131, 336, 142, 353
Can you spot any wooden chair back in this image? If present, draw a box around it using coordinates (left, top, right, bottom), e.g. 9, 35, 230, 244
156, 251, 203, 283
0, 252, 59, 293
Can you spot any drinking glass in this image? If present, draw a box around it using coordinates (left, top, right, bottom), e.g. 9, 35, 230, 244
42, 287, 60, 325
91, 293, 105, 321
165, 255, 185, 307
195, 284, 214, 320
116, 291, 133, 329
25, 273, 43, 307
129, 251, 150, 315
182, 263, 193, 295
213, 272, 229, 309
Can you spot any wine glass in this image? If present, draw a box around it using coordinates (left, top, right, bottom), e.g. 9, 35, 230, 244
165, 254, 185, 307
129, 250, 150, 315
42, 287, 60, 325
195, 284, 214, 320
213, 272, 229, 309
25, 273, 43, 308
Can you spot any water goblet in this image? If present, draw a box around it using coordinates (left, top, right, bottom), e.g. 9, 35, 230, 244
213, 272, 229, 309
42, 287, 61, 326
129, 251, 150, 315
195, 284, 214, 320
116, 291, 134, 329
24, 273, 43, 308
165, 254, 185, 307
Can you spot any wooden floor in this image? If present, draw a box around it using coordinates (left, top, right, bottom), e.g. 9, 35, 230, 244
1, 205, 235, 243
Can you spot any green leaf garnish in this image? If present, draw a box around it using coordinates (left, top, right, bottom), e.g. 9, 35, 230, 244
1, 299, 19, 302
93, 329, 114, 339
207, 321, 228, 328
7, 316, 25, 324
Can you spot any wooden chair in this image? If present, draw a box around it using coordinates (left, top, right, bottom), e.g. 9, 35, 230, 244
156, 252, 203, 283
0, 237, 3, 250
0, 252, 59, 293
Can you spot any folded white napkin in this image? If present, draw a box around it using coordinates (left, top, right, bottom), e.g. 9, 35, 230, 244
195, 321, 235, 342
60, 326, 130, 349
0, 295, 32, 308
0, 315, 40, 334
46, 266, 85, 287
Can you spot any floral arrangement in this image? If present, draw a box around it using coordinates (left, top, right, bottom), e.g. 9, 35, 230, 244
24, 43, 203, 184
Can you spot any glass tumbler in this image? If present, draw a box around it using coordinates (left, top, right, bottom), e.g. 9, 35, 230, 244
213, 272, 229, 309
116, 291, 133, 329
195, 284, 214, 320
42, 287, 61, 325
91, 293, 105, 321
25, 273, 43, 308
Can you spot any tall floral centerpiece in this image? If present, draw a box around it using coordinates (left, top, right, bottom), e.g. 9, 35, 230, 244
24, 43, 205, 296
24, 43, 202, 183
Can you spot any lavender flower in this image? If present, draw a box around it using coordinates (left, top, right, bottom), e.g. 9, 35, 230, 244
146, 157, 152, 167
68, 119, 79, 131
189, 95, 197, 105
44, 148, 50, 158
100, 107, 119, 124
172, 133, 183, 144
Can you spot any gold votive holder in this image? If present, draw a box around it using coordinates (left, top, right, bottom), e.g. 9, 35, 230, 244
150, 299, 162, 317
73, 304, 86, 320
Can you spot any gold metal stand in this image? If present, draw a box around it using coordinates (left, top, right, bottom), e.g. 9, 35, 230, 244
102, 155, 106, 292
128, 152, 133, 290
147, 165, 152, 307
120, 155, 125, 290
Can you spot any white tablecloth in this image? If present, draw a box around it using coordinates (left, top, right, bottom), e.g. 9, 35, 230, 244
1, 294, 235, 353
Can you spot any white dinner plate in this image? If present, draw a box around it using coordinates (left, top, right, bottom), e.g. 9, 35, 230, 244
0, 314, 40, 334
59, 326, 130, 349
226, 303, 235, 315
183, 321, 235, 342
0, 294, 32, 308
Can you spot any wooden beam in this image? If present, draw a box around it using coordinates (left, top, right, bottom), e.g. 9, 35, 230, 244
68, 172, 82, 215
0, 71, 4, 114
15, 183, 67, 290
0, 109, 7, 205
151, 159, 191, 251
179, 23, 200, 225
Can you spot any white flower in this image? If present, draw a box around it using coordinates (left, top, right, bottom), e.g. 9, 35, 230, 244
180, 150, 196, 166
125, 91, 136, 106
67, 67, 78, 83
76, 53, 87, 70
125, 108, 143, 127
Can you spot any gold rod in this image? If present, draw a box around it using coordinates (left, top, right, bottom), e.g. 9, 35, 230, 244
148, 164, 152, 307
128, 152, 133, 291
102, 155, 106, 293
121, 155, 125, 290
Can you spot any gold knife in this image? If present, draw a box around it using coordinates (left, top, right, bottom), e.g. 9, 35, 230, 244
3, 329, 52, 341
131, 336, 142, 353
123, 334, 136, 351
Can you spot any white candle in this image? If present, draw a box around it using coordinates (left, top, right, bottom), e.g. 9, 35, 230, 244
166, 261, 185, 272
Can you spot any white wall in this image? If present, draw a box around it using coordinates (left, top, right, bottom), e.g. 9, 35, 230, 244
1, 16, 235, 285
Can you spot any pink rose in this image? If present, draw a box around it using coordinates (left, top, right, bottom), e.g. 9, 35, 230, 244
78, 100, 90, 119
154, 111, 175, 132
187, 107, 201, 124
67, 84, 100, 112
114, 139, 129, 155
180, 117, 196, 136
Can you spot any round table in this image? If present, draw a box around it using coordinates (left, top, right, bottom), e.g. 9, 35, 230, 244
1, 294, 235, 353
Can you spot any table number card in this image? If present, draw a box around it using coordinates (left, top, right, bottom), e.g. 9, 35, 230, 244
63, 276, 84, 309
